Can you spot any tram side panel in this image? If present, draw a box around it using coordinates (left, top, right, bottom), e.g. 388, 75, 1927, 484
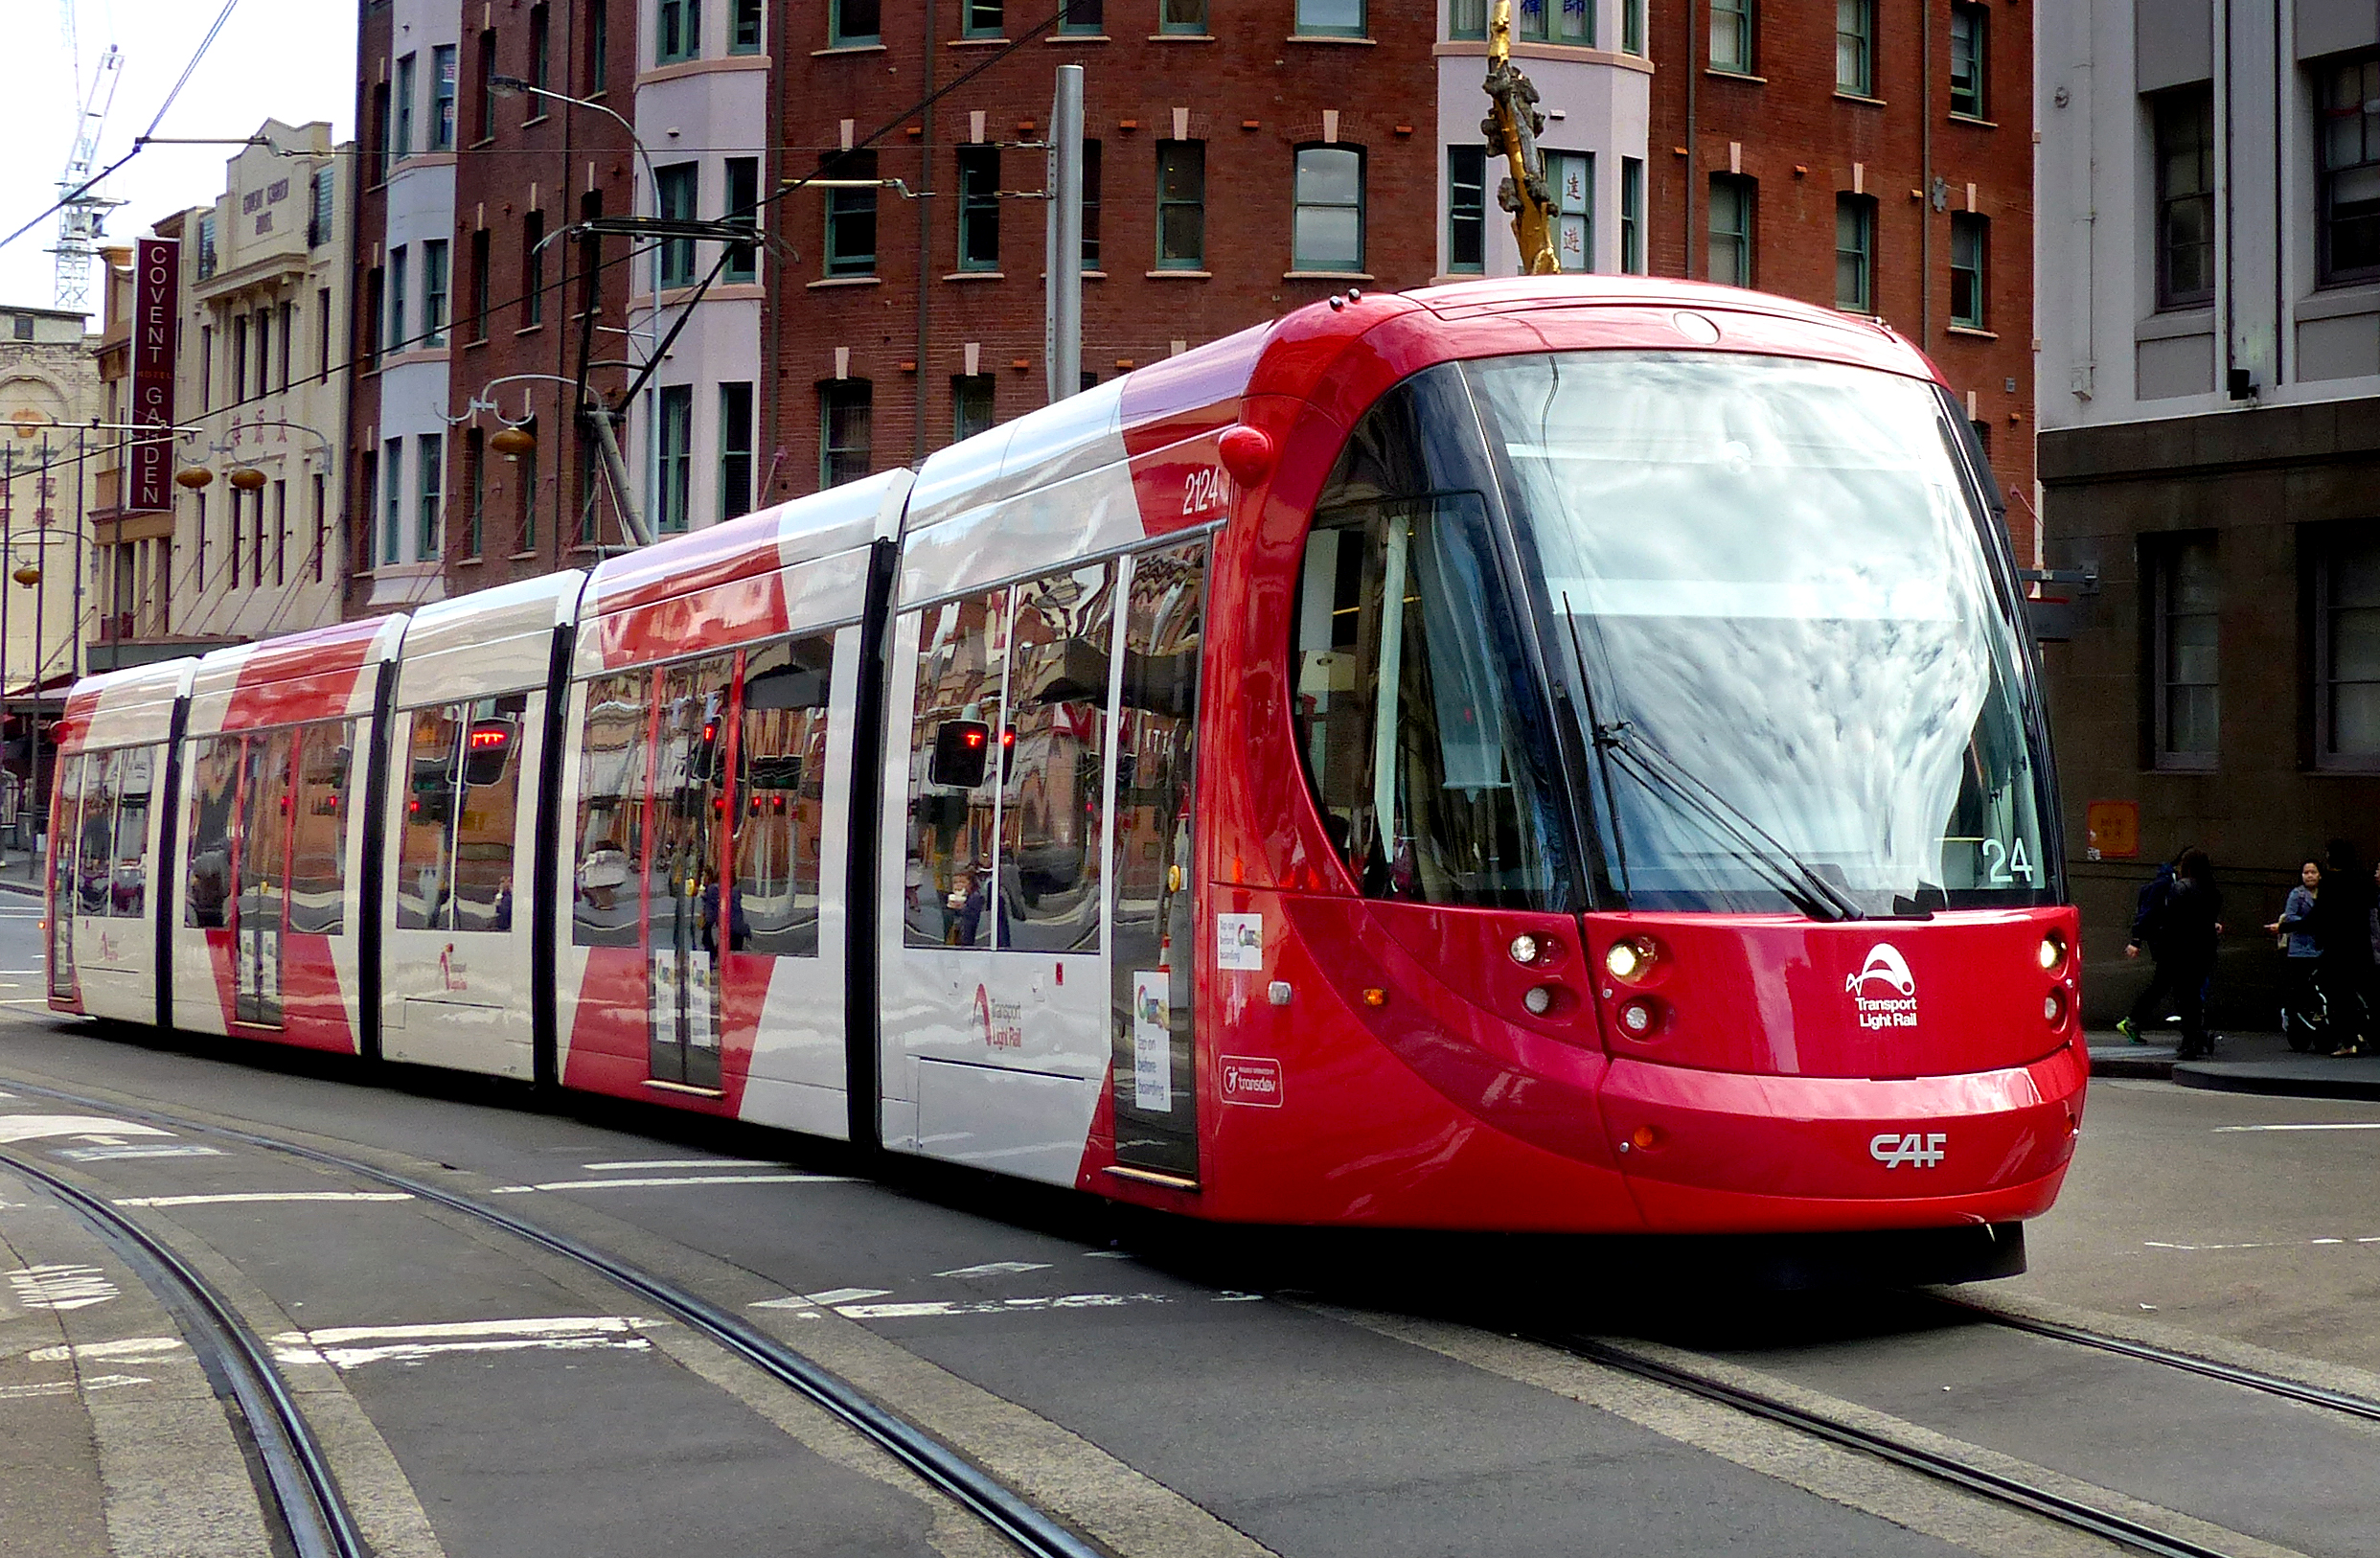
50, 663, 190, 1022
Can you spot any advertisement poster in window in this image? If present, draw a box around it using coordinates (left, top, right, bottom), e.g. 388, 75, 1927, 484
1132, 970, 1171, 1111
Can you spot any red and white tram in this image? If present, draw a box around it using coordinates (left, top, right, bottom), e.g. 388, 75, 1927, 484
46, 277, 2085, 1250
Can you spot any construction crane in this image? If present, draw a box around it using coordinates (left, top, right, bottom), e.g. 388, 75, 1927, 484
53, 42, 126, 312
1479, 0, 1560, 276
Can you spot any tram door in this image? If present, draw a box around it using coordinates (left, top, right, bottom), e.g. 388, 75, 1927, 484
234, 731, 293, 1028
648, 656, 734, 1088
1110, 541, 1208, 1182
47, 756, 82, 998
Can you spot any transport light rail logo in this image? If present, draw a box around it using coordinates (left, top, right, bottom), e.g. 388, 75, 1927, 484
1869, 1131, 1949, 1169
1846, 943, 1918, 1031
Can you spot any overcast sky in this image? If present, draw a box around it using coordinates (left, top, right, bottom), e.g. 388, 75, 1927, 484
0, 0, 356, 320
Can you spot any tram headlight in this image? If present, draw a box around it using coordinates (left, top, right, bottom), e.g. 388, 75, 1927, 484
1604, 938, 1657, 982
2036, 931, 2068, 974
1509, 933, 1543, 966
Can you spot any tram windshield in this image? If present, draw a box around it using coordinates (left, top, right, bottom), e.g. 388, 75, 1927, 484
1468, 350, 2052, 915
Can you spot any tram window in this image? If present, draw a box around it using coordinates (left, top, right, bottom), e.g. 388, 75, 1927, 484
1001, 563, 1113, 953
904, 590, 1009, 949
735, 635, 835, 958
112, 745, 154, 919
185, 739, 240, 928
574, 669, 652, 948
1293, 494, 1569, 909
397, 706, 462, 929
452, 695, 528, 931
240, 731, 295, 940
289, 721, 354, 934
49, 754, 81, 915
78, 751, 116, 918
651, 656, 736, 963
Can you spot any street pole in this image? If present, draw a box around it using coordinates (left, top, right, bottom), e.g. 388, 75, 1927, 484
1044, 65, 1084, 405
71, 424, 88, 681
30, 436, 48, 859
0, 444, 11, 848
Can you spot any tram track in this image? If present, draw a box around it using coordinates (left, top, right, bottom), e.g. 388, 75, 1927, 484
0, 1147, 370, 1558
0, 1074, 1109, 1558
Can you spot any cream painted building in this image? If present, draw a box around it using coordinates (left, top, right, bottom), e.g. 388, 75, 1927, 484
0, 304, 104, 711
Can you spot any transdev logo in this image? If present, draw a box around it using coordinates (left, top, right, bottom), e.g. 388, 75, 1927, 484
1846, 943, 1917, 1030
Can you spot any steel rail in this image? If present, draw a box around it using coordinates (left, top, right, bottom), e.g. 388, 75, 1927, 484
0, 1150, 368, 1558
0, 1078, 1108, 1558
1541, 1332, 2243, 1558
1933, 1295, 2380, 1427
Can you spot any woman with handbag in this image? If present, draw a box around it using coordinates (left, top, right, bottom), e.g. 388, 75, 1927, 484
2266, 858, 2324, 1051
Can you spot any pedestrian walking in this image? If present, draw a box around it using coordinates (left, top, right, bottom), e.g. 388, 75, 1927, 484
2313, 840, 2375, 1057
2265, 858, 2325, 1052
2120, 846, 2224, 1057
2118, 849, 2184, 1042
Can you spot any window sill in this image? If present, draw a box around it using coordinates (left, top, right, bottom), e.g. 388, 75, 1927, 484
946, 36, 1009, 47
812, 41, 886, 55
1049, 34, 1110, 43
943, 271, 1005, 282
1146, 268, 1210, 279
2298, 282, 2380, 320
464, 333, 490, 350
469, 136, 497, 150
1833, 90, 1886, 107
1287, 34, 1376, 44
522, 112, 550, 127
510, 551, 538, 561
454, 555, 484, 568
1147, 33, 1215, 41
809, 275, 882, 288
1705, 68, 1765, 82
1947, 112, 1996, 128
1944, 324, 1999, 339
515, 323, 546, 337
2153, 760, 2219, 774
1284, 270, 1374, 281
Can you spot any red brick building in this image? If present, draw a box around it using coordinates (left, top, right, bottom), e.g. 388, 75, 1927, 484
1647, 0, 2037, 555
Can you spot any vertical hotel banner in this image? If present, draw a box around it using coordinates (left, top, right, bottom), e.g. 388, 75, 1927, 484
128, 238, 179, 512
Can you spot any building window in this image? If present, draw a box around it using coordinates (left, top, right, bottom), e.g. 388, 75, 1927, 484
821, 380, 872, 487
371, 81, 392, 182
387, 245, 408, 354
1951, 212, 1987, 327
1156, 141, 1205, 269
832, 0, 880, 47
418, 432, 444, 560
656, 162, 698, 287
1708, 173, 1754, 286
824, 149, 878, 277
1294, 0, 1365, 37
1547, 150, 1590, 271
658, 0, 701, 63
422, 239, 449, 345
585, 2, 610, 89
1448, 146, 1486, 273
2151, 537, 2218, 767
394, 53, 417, 158
381, 437, 402, 564
469, 228, 491, 339
431, 44, 457, 149
279, 300, 294, 388
1949, 3, 1986, 118
654, 385, 693, 533
958, 145, 1001, 270
720, 382, 753, 521
254, 308, 272, 397
962, 1, 1002, 38
518, 438, 538, 552
1293, 146, 1364, 272
473, 29, 497, 142
953, 375, 995, 442
1709, 0, 1753, 74
2319, 532, 2380, 763
2154, 86, 2215, 309
1450, 0, 1486, 38
1159, 0, 1206, 32
1837, 0, 1871, 96
312, 471, 327, 581
1515, 0, 1590, 44
2320, 54, 2380, 286
364, 268, 383, 369
464, 428, 485, 558
1835, 194, 1874, 312
530, 4, 552, 89
721, 157, 760, 283
233, 317, 249, 400
731, 0, 763, 52
1621, 156, 1644, 273
523, 210, 546, 325
309, 167, 335, 245
1622, 0, 1643, 54
1081, 139, 1102, 268
318, 286, 332, 376
199, 325, 214, 410
1060, 0, 1103, 34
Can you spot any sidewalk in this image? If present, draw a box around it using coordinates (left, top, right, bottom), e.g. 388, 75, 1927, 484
0, 850, 36, 897
2087, 1024, 2380, 1103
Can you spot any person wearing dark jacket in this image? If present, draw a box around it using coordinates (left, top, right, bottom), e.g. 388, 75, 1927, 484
2123, 847, 2223, 1058
2313, 840, 2375, 1057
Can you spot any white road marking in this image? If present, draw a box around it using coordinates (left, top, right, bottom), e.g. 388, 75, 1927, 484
0, 1373, 149, 1400
269, 1315, 666, 1370
7, 1264, 119, 1312
112, 1192, 414, 1208
281, 1316, 659, 1345
781, 1287, 893, 1306
55, 1144, 223, 1162
0, 998, 60, 1006
1081, 1249, 1133, 1259
289, 1335, 655, 1369
836, 1294, 1170, 1319
934, 1260, 1052, 1279
0, 1114, 172, 1144
2146, 1235, 2380, 1250
28, 1337, 186, 1363
578, 1157, 784, 1171
484, 1173, 851, 1194
2212, 1122, 2380, 1133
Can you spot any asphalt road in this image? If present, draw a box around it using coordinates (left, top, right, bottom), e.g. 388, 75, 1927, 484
6, 897, 2380, 1558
